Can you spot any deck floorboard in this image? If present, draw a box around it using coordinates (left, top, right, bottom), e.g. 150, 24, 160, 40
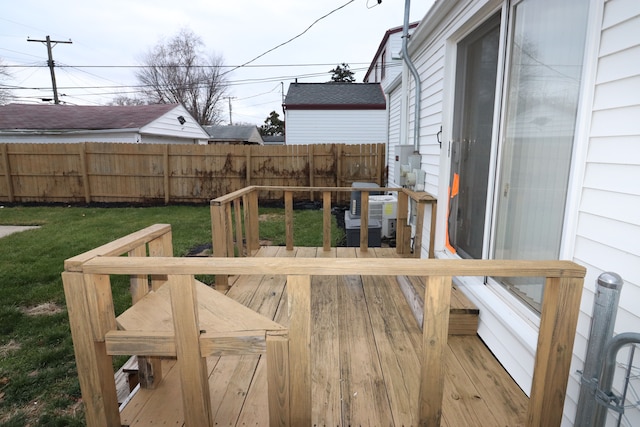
120, 247, 528, 426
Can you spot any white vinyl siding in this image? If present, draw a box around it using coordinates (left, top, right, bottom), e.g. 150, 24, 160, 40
140, 105, 210, 142
387, 87, 403, 184
285, 109, 387, 145
571, 1, 640, 424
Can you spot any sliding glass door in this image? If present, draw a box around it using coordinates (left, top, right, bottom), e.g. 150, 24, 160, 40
449, 0, 590, 312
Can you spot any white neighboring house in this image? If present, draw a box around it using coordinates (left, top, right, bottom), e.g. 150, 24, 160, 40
283, 82, 387, 145
0, 103, 210, 144
363, 21, 419, 91
363, 22, 419, 185
386, 0, 640, 425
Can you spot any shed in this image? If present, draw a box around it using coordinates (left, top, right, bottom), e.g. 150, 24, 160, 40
283, 82, 387, 145
0, 103, 209, 144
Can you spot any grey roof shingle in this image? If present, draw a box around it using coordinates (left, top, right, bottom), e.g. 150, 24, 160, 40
0, 103, 178, 130
203, 125, 258, 140
284, 83, 386, 110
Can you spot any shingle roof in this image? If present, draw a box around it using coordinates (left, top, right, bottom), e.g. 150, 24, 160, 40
0, 103, 179, 130
283, 83, 386, 110
203, 125, 254, 140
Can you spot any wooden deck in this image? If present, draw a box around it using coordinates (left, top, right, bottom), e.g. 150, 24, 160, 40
119, 246, 528, 426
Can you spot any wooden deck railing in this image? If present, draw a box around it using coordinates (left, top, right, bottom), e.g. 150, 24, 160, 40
210, 186, 437, 290
62, 224, 586, 426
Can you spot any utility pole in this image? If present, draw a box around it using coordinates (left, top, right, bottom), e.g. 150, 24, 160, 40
27, 35, 72, 104
225, 96, 236, 125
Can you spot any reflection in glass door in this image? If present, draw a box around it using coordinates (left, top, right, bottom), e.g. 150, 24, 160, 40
448, 14, 501, 259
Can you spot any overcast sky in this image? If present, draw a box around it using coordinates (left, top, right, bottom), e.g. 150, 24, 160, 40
1, 0, 433, 126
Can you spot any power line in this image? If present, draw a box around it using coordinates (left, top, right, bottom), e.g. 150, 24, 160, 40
223, 0, 357, 76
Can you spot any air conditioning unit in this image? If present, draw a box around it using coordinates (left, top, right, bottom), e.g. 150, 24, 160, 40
369, 194, 398, 238
350, 182, 382, 218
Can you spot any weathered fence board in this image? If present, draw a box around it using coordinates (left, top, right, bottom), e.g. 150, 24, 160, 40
0, 142, 385, 204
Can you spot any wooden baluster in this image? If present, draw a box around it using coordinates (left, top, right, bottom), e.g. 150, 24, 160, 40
323, 191, 332, 252
285, 191, 294, 251
233, 198, 244, 257
360, 190, 369, 252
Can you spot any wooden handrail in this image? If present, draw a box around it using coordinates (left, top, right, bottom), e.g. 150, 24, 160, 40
81, 256, 586, 279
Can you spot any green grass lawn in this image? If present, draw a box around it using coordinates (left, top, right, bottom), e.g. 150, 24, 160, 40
0, 204, 342, 426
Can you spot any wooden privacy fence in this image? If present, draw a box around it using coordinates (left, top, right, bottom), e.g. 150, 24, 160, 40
0, 142, 385, 204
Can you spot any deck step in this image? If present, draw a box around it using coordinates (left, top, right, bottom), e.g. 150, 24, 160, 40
397, 275, 479, 335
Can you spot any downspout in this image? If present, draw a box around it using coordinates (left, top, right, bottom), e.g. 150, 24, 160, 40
401, 0, 421, 153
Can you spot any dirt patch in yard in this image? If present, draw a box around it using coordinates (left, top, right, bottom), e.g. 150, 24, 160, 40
258, 213, 284, 222
21, 302, 63, 316
0, 340, 21, 357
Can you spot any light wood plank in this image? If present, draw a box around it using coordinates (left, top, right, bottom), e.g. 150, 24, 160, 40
233, 198, 245, 257
287, 274, 312, 425
337, 273, 394, 425
311, 273, 341, 426
449, 336, 528, 426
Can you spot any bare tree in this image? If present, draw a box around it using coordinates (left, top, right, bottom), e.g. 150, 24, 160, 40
0, 58, 13, 105
136, 29, 228, 125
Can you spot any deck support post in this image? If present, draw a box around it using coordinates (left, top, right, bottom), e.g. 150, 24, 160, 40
418, 275, 451, 426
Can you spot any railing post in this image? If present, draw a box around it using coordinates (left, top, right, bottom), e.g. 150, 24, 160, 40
418, 275, 451, 425
210, 202, 230, 290
233, 198, 245, 257
62, 272, 121, 426
576, 272, 623, 427
396, 191, 410, 255
169, 274, 213, 426
527, 276, 584, 427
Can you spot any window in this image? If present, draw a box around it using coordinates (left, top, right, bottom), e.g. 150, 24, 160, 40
449, 0, 590, 312
381, 50, 386, 80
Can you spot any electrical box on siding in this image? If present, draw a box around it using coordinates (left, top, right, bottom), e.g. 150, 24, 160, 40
393, 145, 415, 186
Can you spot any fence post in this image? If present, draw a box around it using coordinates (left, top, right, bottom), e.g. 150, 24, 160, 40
1, 144, 14, 203
575, 272, 624, 427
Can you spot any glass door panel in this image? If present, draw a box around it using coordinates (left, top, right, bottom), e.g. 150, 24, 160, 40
493, 0, 590, 310
448, 14, 501, 259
